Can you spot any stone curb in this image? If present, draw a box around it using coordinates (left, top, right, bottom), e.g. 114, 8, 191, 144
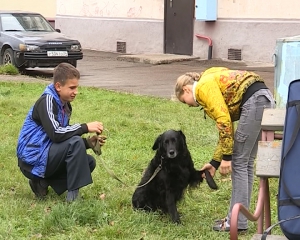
117, 54, 200, 65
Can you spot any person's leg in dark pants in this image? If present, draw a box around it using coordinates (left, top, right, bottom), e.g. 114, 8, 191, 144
45, 136, 96, 199
19, 166, 49, 198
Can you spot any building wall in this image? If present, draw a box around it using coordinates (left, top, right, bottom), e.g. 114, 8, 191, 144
57, 16, 164, 54
57, 0, 164, 19
56, 0, 300, 63
56, 0, 300, 20
218, 0, 300, 19
56, 0, 164, 53
193, 20, 300, 63
194, 0, 300, 62
2, 0, 56, 18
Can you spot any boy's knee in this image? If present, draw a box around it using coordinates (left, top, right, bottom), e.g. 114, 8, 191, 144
87, 155, 96, 172
89, 158, 96, 172
70, 136, 85, 148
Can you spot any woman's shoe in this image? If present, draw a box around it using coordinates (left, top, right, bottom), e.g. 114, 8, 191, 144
214, 217, 227, 224
212, 221, 247, 232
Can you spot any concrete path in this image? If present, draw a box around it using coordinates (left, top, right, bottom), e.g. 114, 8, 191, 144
0, 49, 275, 98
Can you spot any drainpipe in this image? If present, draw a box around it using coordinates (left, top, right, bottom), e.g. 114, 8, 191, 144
195, 34, 213, 60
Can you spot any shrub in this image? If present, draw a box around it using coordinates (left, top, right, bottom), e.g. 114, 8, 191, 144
0, 64, 19, 75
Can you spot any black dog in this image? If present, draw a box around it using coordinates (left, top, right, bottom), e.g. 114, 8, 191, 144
132, 129, 217, 223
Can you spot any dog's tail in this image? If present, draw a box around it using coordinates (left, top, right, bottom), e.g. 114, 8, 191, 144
204, 169, 218, 190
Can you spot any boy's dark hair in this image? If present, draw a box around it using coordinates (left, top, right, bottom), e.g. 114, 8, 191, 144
53, 63, 80, 85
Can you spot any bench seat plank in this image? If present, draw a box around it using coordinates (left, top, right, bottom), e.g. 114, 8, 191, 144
261, 109, 286, 131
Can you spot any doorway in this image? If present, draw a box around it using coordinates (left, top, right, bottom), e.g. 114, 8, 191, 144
164, 0, 195, 55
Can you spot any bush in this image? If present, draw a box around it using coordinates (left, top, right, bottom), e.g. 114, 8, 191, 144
0, 64, 19, 75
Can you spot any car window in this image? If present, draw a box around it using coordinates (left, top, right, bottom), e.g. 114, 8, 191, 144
1, 15, 24, 31
1, 13, 55, 32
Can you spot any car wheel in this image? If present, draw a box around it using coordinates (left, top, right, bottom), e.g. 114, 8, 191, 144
69, 60, 77, 68
3, 48, 16, 66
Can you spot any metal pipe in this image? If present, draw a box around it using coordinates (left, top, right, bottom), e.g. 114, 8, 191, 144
208, 45, 213, 60
230, 178, 268, 239
195, 34, 213, 60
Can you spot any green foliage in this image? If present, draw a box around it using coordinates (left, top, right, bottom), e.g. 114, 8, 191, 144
0, 81, 283, 239
0, 64, 19, 75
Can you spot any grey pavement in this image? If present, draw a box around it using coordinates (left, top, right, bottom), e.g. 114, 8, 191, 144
0, 49, 275, 98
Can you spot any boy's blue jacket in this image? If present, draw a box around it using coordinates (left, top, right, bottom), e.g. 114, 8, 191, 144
16, 84, 88, 177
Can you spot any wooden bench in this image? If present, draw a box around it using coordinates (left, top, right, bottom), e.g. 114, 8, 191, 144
230, 109, 287, 240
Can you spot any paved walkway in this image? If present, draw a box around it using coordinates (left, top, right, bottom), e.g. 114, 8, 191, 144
0, 49, 275, 98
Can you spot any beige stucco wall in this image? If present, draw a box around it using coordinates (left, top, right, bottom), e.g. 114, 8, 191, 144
218, 0, 300, 19
57, 0, 164, 19
56, 0, 300, 20
56, 0, 300, 63
1, 0, 56, 18
193, 19, 300, 63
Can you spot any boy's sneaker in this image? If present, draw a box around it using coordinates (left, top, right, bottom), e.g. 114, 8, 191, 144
66, 189, 80, 202
29, 179, 49, 198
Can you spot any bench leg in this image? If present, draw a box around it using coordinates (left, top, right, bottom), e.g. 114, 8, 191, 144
264, 179, 271, 233
257, 178, 271, 234
262, 130, 275, 141
258, 130, 273, 234
257, 202, 264, 234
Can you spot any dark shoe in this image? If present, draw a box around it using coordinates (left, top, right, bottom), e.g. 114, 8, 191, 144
66, 189, 80, 202
29, 179, 48, 198
213, 222, 247, 232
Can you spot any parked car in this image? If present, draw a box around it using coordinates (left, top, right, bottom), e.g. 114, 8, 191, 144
0, 11, 83, 70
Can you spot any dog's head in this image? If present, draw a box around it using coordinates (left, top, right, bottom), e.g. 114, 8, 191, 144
152, 130, 187, 159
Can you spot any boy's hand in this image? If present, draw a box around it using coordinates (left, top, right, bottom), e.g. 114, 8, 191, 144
86, 134, 107, 155
87, 121, 103, 134
89, 135, 107, 146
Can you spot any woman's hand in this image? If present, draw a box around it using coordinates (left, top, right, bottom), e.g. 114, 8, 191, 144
219, 160, 232, 176
200, 163, 216, 178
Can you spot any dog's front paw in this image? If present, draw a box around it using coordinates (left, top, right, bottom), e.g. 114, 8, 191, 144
174, 218, 181, 224
172, 216, 181, 224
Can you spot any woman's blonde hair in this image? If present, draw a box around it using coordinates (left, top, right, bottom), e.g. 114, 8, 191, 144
174, 72, 201, 99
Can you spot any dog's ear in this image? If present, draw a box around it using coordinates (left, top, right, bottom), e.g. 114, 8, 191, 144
152, 134, 162, 150
179, 130, 187, 149
179, 130, 186, 142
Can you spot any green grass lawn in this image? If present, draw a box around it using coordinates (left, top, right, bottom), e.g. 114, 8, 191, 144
0, 81, 282, 239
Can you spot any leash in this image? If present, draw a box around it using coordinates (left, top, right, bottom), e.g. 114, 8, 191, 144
92, 129, 129, 186
136, 157, 163, 188
98, 154, 129, 187
88, 130, 162, 188
99, 154, 161, 188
